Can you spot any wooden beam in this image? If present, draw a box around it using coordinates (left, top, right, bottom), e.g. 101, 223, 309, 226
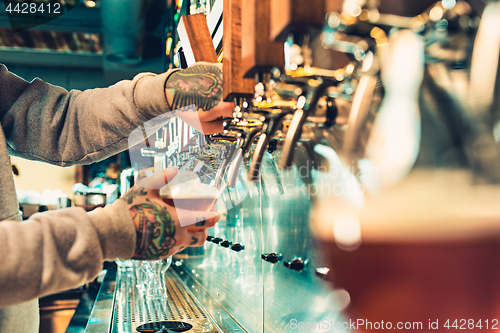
325, 0, 343, 13
223, 0, 254, 101
241, 0, 285, 78
270, 0, 326, 42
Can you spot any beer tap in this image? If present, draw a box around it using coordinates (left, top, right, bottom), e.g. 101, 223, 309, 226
326, 0, 482, 187
211, 111, 264, 187
248, 107, 294, 181
245, 69, 301, 180
268, 0, 354, 169
240, 0, 339, 180
274, 15, 375, 169
278, 79, 338, 168
219, 0, 335, 183
322, 0, 433, 188
220, 0, 341, 182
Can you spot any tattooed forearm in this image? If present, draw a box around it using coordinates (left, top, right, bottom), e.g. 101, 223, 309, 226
131, 199, 176, 259
166, 64, 222, 112
121, 187, 148, 205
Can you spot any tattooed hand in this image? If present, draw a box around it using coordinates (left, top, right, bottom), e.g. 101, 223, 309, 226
165, 62, 234, 134
120, 166, 220, 260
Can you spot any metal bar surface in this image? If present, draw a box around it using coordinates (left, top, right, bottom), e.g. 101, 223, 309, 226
65, 287, 99, 333
111, 264, 240, 333
170, 262, 247, 333
84, 263, 117, 333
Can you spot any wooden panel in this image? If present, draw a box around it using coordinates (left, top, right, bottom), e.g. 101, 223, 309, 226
177, 13, 218, 65
270, 0, 326, 42
223, 0, 254, 101
325, 0, 342, 13
241, 0, 285, 78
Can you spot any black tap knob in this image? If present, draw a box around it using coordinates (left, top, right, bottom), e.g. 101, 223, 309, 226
220, 240, 232, 248
268, 139, 278, 153
211, 237, 223, 244
261, 253, 283, 264
323, 97, 338, 128
249, 110, 292, 181
284, 258, 307, 271
206, 236, 214, 241
231, 243, 245, 252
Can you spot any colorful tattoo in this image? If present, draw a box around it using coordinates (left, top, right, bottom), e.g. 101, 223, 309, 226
121, 187, 148, 205
195, 217, 206, 227
131, 199, 176, 259
136, 168, 154, 182
166, 64, 223, 112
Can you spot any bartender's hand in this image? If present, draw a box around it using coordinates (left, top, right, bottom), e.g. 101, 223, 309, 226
165, 61, 234, 134
119, 166, 219, 260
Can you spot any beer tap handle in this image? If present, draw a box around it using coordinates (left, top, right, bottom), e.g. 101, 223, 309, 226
249, 133, 268, 181
214, 143, 237, 189
227, 124, 262, 186
279, 107, 305, 169
344, 74, 378, 156
228, 148, 244, 188
224, 134, 243, 189
243, 127, 263, 152
262, 152, 285, 195
249, 111, 292, 181
278, 81, 334, 168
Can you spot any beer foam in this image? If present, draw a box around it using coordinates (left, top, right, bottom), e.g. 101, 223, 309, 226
161, 171, 218, 198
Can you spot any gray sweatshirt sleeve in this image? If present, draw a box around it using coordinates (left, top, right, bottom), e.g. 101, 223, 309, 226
0, 200, 136, 309
0, 64, 175, 309
0, 64, 173, 166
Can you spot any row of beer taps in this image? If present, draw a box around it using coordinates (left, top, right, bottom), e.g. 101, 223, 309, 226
210, 0, 389, 187
144, 0, 500, 193
207, 0, 499, 192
